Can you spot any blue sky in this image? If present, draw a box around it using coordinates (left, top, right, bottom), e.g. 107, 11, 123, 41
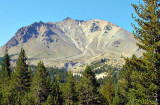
0, 0, 139, 47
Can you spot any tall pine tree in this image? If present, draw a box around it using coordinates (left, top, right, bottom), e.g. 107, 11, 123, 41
10, 48, 31, 104
78, 66, 105, 105
0, 48, 11, 82
118, 56, 153, 104
30, 61, 49, 105
53, 74, 63, 105
104, 68, 115, 104
0, 48, 11, 104
63, 71, 77, 105
118, 57, 137, 104
132, 0, 160, 104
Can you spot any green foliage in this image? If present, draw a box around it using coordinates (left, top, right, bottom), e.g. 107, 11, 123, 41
112, 93, 120, 105
0, 48, 11, 104
47, 67, 68, 83
0, 57, 3, 66
29, 65, 68, 83
111, 1, 160, 104
131, 0, 160, 104
30, 61, 49, 105
21, 93, 34, 105
63, 72, 78, 105
118, 58, 133, 104
0, 49, 110, 105
78, 66, 106, 105
1, 1, 160, 104
118, 55, 158, 104
90, 58, 111, 75
9, 48, 31, 104
53, 74, 63, 105
0, 48, 11, 80
103, 69, 115, 104
43, 94, 54, 105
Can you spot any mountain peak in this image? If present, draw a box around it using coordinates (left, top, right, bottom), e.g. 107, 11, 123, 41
0, 18, 139, 69
39, 20, 44, 24
32, 21, 45, 27
63, 17, 73, 21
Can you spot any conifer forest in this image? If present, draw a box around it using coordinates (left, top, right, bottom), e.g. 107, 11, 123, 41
0, 0, 160, 105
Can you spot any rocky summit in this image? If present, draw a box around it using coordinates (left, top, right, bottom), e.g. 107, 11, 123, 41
0, 18, 141, 71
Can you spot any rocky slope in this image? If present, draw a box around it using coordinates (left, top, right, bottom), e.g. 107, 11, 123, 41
0, 18, 141, 71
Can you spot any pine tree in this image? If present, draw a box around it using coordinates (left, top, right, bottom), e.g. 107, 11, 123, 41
63, 71, 77, 105
104, 68, 115, 104
30, 61, 49, 105
10, 48, 31, 104
118, 55, 158, 104
132, 0, 160, 104
0, 48, 11, 82
0, 48, 11, 104
118, 57, 133, 104
53, 74, 63, 105
119, 56, 146, 105
78, 66, 105, 105
43, 94, 54, 105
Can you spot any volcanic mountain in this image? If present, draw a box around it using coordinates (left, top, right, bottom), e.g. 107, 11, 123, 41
0, 18, 141, 70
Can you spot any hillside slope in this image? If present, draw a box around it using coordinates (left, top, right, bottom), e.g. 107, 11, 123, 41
0, 18, 141, 71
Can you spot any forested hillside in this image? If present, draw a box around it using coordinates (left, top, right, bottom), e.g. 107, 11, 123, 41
0, 0, 159, 105
0, 48, 108, 104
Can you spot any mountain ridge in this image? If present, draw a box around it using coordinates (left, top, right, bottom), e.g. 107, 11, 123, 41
0, 18, 141, 71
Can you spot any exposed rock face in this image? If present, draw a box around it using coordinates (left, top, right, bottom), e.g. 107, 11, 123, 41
0, 18, 140, 70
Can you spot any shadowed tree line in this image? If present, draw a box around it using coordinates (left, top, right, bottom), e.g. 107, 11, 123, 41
0, 48, 107, 105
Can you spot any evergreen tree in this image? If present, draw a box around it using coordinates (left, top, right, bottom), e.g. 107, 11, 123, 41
10, 48, 31, 104
30, 61, 49, 105
118, 58, 133, 104
132, 0, 160, 104
63, 71, 77, 105
43, 94, 54, 105
53, 74, 63, 105
118, 55, 157, 104
104, 68, 115, 104
0, 48, 11, 104
78, 66, 106, 105
0, 48, 11, 82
